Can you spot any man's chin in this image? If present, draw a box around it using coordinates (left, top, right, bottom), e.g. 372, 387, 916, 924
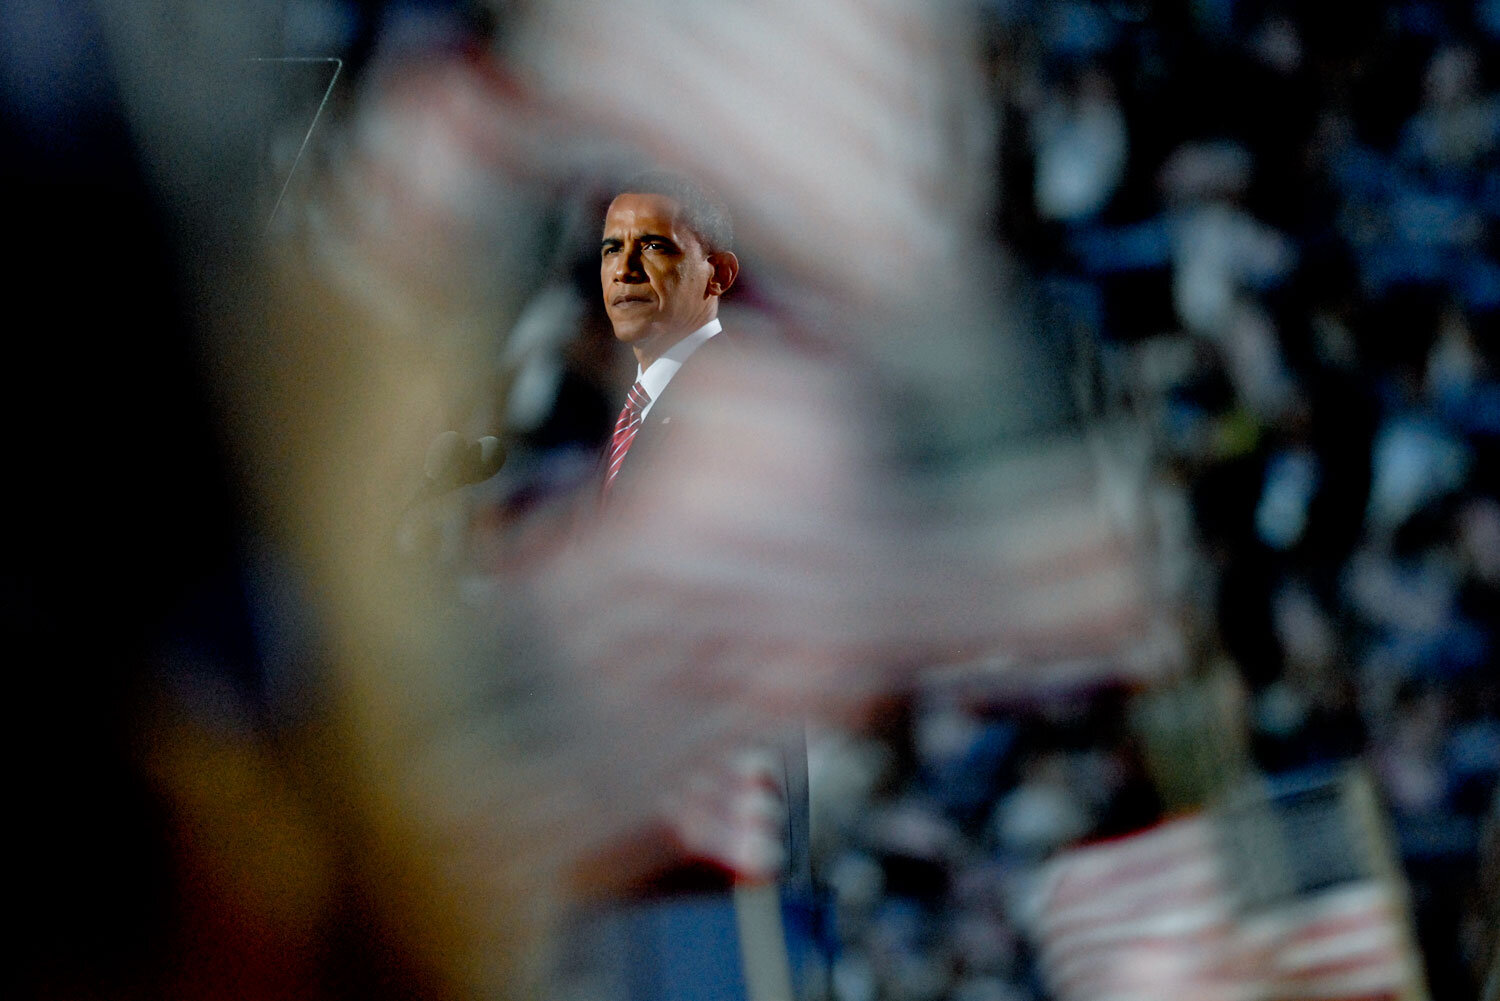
610, 320, 667, 346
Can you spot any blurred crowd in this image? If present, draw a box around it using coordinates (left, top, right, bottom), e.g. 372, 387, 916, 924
780, 3, 1500, 1000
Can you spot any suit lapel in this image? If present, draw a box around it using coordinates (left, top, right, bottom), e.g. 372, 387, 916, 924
601, 330, 736, 500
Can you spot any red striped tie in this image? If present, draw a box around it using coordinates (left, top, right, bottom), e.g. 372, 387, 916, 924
603, 381, 650, 498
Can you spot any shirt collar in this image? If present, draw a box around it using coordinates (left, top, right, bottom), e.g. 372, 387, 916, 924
636, 317, 721, 410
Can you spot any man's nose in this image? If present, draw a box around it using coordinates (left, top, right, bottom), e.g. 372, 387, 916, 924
612, 244, 645, 282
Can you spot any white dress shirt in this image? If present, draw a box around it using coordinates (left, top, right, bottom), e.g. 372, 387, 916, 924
636, 317, 721, 419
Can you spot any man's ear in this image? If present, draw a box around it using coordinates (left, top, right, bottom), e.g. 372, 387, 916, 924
706, 251, 739, 297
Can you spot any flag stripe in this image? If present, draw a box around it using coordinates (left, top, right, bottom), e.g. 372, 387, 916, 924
1035, 813, 1418, 1001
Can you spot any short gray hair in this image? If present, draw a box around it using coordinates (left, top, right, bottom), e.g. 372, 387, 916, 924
617, 170, 734, 254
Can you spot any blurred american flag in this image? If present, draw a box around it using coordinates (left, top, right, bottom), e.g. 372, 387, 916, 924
1033, 767, 1426, 1001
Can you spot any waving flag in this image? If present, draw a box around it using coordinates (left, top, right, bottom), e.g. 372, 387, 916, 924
1034, 767, 1427, 1001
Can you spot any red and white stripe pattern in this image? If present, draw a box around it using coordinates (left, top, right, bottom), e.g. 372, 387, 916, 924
528, 344, 1171, 805
603, 381, 650, 499
1036, 816, 1239, 1001
1034, 815, 1420, 1001
1240, 882, 1415, 1001
662, 748, 788, 884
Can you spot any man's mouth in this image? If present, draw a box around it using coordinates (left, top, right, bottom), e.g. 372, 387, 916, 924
613, 294, 653, 307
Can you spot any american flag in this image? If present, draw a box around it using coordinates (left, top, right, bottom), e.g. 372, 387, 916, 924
269, 0, 1184, 991
1033, 767, 1426, 1001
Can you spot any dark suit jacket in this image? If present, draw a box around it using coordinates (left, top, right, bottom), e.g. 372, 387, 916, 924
581, 328, 821, 999
594, 329, 819, 894
602, 330, 742, 503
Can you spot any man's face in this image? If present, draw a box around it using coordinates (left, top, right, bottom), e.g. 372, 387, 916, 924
600, 193, 718, 349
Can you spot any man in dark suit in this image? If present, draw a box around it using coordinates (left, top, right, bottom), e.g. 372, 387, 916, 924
563, 173, 817, 1001
598, 172, 740, 502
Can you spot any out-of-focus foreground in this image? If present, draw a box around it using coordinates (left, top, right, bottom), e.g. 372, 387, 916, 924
6, 2, 1498, 1001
